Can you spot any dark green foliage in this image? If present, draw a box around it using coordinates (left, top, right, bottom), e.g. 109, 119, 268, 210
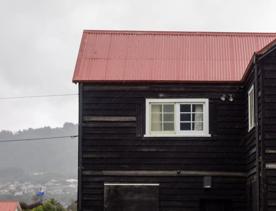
67, 200, 77, 211
30, 199, 66, 211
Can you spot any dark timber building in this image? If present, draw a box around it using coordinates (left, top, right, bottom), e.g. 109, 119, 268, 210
73, 30, 276, 211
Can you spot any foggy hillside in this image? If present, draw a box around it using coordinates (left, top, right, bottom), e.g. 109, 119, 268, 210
0, 123, 78, 181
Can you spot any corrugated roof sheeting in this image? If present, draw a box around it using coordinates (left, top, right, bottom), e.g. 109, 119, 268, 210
0, 201, 21, 211
73, 30, 276, 82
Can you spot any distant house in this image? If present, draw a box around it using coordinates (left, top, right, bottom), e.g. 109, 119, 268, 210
73, 30, 276, 211
0, 201, 22, 211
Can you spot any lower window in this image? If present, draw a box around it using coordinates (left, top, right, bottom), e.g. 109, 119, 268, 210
104, 183, 159, 211
145, 99, 210, 137
200, 199, 232, 211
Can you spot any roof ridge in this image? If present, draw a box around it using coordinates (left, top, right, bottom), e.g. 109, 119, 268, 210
83, 30, 276, 36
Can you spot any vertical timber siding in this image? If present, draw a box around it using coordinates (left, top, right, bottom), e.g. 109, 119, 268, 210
79, 83, 247, 211
243, 68, 258, 211
258, 48, 276, 211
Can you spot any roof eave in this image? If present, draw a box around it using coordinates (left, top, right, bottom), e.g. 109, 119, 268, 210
73, 79, 242, 84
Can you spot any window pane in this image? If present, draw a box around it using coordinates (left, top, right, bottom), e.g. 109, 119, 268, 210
151, 113, 162, 123
151, 104, 162, 113
192, 113, 203, 121
164, 123, 174, 131
180, 123, 191, 130
164, 104, 174, 112
164, 113, 174, 121
181, 113, 191, 121
192, 104, 203, 112
248, 86, 255, 130
150, 103, 175, 133
180, 104, 191, 112
250, 93, 254, 126
250, 95, 252, 124
192, 122, 203, 131
151, 122, 162, 131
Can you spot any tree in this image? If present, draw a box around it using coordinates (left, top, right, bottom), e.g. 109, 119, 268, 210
31, 199, 66, 211
67, 200, 77, 211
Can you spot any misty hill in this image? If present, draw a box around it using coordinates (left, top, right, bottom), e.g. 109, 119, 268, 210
0, 123, 78, 181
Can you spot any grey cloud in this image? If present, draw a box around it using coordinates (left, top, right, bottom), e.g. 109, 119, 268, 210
0, 0, 276, 130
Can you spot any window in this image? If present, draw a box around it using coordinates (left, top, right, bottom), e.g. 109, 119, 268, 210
150, 104, 175, 133
200, 199, 232, 211
248, 85, 255, 131
145, 99, 210, 137
179, 104, 204, 131
104, 183, 159, 211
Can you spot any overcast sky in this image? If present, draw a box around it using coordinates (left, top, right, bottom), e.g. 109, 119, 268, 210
1, 0, 276, 131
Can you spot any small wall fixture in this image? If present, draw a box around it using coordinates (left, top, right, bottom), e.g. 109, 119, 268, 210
203, 176, 212, 189
220, 94, 234, 102
220, 94, 226, 101
228, 94, 234, 102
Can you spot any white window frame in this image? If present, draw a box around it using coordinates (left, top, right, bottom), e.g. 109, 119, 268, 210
248, 85, 255, 131
145, 98, 210, 137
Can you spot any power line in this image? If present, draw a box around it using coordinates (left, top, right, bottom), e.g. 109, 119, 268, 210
0, 93, 78, 100
0, 135, 78, 143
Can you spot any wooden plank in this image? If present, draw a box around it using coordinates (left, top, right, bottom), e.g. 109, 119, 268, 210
82, 170, 247, 177
83, 116, 136, 122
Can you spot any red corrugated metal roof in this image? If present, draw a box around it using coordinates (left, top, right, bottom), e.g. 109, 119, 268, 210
0, 201, 21, 211
73, 30, 276, 83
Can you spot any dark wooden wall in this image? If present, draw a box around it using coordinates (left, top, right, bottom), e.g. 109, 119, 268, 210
243, 66, 258, 211
243, 69, 256, 176
258, 48, 276, 211
79, 83, 248, 211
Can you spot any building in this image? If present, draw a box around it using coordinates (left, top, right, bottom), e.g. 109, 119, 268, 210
73, 30, 276, 211
0, 201, 22, 211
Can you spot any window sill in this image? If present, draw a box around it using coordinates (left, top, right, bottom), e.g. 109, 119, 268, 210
248, 126, 255, 132
144, 133, 212, 138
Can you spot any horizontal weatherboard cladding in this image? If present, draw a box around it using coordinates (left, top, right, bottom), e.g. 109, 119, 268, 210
258, 48, 276, 211
79, 83, 247, 210
82, 176, 246, 211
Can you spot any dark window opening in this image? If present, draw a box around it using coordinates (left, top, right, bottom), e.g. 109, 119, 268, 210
104, 184, 159, 211
200, 199, 232, 211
